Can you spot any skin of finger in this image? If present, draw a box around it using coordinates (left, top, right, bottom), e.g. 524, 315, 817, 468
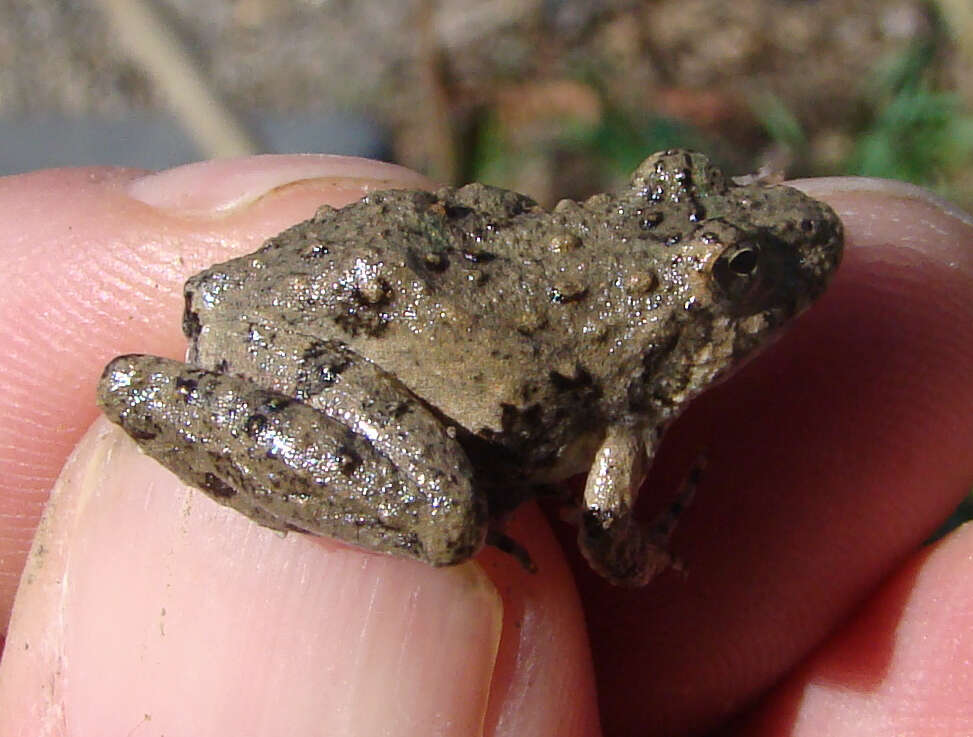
731, 522, 973, 737
0, 419, 599, 737
0, 158, 601, 736
565, 184, 973, 736
0, 159, 430, 632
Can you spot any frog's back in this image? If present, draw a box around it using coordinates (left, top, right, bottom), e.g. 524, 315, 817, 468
182, 184, 662, 476
183, 149, 843, 475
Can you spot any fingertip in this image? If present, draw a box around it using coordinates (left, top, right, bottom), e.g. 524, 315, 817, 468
0, 420, 600, 736
738, 523, 973, 737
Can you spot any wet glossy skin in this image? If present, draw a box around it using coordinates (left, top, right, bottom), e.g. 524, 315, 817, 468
98, 150, 843, 586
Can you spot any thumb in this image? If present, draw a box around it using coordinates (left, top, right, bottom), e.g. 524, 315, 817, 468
0, 417, 600, 736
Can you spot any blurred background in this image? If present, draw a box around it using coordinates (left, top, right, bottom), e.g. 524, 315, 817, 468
3, 0, 973, 211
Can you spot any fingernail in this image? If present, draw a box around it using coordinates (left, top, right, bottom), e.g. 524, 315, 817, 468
792, 176, 973, 228
127, 154, 432, 214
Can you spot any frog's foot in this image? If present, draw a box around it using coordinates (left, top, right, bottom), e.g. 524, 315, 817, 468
98, 352, 487, 567
578, 426, 699, 587
646, 456, 703, 546
486, 529, 537, 573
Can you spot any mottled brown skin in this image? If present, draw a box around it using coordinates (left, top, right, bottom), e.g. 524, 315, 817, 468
98, 150, 843, 586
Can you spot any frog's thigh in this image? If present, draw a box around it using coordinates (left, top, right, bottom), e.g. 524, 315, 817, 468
98, 354, 486, 566
580, 425, 673, 587
191, 324, 482, 536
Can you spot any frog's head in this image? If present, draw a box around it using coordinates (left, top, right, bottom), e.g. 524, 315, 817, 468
703, 183, 842, 329
630, 151, 843, 358
640, 179, 843, 410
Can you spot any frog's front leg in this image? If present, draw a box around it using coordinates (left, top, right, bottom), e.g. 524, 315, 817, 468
97, 351, 486, 567
579, 426, 687, 587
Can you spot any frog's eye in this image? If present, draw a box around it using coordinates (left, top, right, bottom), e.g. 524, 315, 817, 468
725, 246, 759, 276
713, 242, 761, 300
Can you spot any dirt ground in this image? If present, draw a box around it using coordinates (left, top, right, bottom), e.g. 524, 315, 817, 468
2, 0, 971, 207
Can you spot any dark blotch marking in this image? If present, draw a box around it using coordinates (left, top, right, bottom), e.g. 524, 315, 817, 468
301, 242, 330, 258
174, 377, 198, 399
383, 399, 412, 419
582, 507, 619, 535
549, 366, 593, 391
202, 472, 237, 498
462, 248, 496, 264
296, 346, 351, 399
405, 246, 449, 277
507, 195, 534, 216
333, 308, 389, 338
626, 332, 680, 412
445, 204, 474, 219
315, 362, 343, 387
261, 396, 292, 412
182, 294, 201, 340
335, 444, 362, 476
486, 530, 537, 572
244, 414, 268, 437
549, 285, 588, 304
640, 211, 664, 229
500, 403, 544, 439
424, 251, 449, 271
301, 342, 349, 367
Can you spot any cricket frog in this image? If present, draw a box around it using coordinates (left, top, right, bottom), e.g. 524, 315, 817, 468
98, 150, 842, 586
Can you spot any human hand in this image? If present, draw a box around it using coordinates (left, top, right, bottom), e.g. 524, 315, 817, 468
0, 156, 969, 736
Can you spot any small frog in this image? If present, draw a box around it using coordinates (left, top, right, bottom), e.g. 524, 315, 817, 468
98, 150, 842, 586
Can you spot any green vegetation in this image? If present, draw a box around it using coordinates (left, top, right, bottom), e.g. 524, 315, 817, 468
562, 108, 713, 180
848, 38, 973, 199
467, 105, 713, 191
750, 91, 807, 155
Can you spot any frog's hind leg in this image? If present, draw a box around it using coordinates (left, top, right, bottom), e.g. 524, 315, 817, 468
98, 351, 487, 567
578, 425, 695, 587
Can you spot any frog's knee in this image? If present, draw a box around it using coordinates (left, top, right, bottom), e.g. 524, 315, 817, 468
97, 353, 178, 437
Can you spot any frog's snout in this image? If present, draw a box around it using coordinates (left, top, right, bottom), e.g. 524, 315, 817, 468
796, 202, 844, 300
